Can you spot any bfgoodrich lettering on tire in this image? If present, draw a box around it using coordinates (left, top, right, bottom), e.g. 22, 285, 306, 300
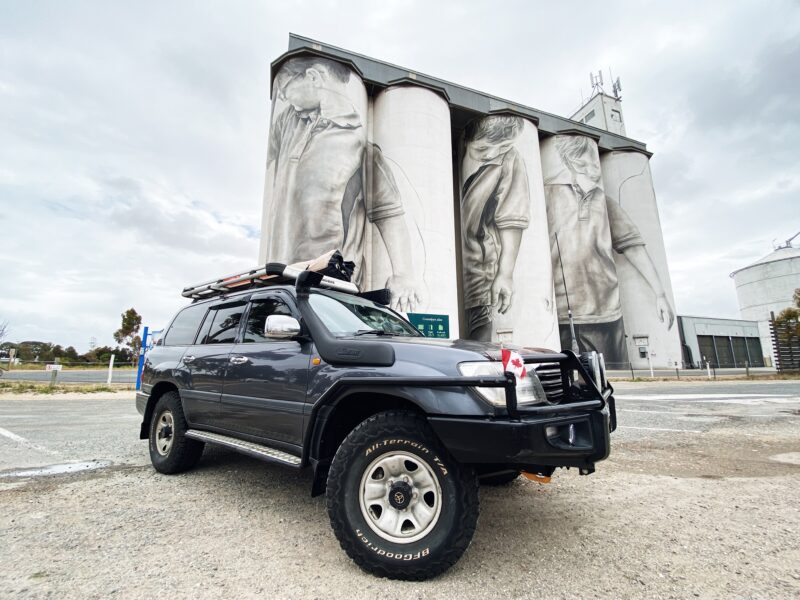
326, 410, 479, 580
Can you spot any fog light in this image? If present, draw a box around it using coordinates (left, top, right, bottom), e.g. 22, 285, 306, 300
546, 424, 577, 445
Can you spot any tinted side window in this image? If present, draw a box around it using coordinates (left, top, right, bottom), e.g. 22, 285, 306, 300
194, 309, 215, 346
164, 304, 208, 346
200, 304, 246, 345
243, 297, 293, 343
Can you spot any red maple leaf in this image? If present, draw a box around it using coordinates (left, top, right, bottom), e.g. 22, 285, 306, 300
511, 358, 523, 369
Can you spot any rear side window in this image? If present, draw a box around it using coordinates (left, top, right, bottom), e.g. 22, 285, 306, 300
243, 297, 293, 343
199, 304, 246, 345
163, 304, 208, 346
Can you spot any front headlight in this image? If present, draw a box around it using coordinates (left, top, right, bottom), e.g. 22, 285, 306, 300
580, 351, 602, 390
458, 361, 548, 406
598, 353, 607, 388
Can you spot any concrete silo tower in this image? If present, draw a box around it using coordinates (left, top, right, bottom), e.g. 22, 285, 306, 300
731, 232, 800, 366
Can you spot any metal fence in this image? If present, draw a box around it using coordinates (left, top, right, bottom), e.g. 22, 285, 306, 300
770, 312, 800, 372
605, 361, 777, 380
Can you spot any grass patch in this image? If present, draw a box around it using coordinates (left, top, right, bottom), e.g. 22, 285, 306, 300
0, 381, 132, 394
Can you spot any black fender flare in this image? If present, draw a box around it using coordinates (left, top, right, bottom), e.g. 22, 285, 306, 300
138, 377, 181, 439
303, 380, 448, 464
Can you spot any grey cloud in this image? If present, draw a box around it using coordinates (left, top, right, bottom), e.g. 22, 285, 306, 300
98, 176, 256, 258
687, 35, 800, 131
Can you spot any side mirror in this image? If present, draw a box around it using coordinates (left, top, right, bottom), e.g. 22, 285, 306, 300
264, 315, 301, 339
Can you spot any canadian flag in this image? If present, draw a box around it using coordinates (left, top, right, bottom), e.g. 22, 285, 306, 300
501, 348, 527, 379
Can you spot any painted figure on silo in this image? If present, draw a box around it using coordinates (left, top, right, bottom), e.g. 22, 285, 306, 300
265, 56, 423, 312
542, 135, 674, 365
460, 115, 530, 341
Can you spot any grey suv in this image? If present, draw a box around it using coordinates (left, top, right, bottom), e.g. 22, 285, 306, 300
136, 263, 616, 580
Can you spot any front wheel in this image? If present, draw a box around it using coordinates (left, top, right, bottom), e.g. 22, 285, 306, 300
326, 411, 479, 580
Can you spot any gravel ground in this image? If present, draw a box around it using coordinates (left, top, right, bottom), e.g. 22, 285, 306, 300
1, 382, 799, 599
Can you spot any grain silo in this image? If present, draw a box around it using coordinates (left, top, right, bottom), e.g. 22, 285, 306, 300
731, 232, 800, 365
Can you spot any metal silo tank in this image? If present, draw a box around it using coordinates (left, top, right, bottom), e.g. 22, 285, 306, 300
457, 114, 559, 349
600, 150, 682, 369
370, 84, 460, 335
731, 243, 800, 367
259, 56, 369, 275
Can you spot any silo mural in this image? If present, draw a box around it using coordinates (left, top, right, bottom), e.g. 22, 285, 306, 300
458, 115, 559, 349
259, 56, 367, 275
259, 58, 427, 314
371, 85, 460, 330
258, 42, 683, 359
600, 150, 681, 368
541, 134, 630, 365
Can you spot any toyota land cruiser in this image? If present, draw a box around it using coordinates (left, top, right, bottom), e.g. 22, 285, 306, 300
136, 258, 616, 580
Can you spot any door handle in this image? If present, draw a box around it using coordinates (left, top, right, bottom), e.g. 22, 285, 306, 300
229, 356, 250, 365
183, 355, 196, 364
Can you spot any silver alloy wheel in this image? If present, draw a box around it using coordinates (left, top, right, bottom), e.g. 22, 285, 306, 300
154, 410, 175, 456
358, 451, 443, 544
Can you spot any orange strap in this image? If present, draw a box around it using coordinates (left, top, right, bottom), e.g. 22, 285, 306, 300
522, 472, 551, 484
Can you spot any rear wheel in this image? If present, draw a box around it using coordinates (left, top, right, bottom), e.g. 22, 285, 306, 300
148, 391, 204, 474
326, 410, 479, 580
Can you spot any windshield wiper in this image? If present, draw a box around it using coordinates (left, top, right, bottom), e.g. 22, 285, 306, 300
353, 329, 389, 336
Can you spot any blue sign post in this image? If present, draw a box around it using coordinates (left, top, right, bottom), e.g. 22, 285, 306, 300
135, 326, 149, 391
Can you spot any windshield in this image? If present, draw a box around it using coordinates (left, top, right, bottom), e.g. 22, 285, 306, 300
309, 291, 422, 337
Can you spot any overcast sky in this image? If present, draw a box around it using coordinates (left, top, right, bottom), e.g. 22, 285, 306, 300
1, 0, 798, 351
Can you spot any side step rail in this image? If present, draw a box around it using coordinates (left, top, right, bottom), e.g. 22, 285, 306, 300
185, 430, 301, 467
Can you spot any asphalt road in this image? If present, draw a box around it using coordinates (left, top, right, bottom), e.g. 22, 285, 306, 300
1, 369, 137, 383
1, 380, 799, 598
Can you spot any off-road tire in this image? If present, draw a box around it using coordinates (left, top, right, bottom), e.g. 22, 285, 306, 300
479, 470, 521, 486
326, 410, 479, 580
148, 391, 204, 474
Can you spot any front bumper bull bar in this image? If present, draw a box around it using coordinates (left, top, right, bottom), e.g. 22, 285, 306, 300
323, 351, 616, 471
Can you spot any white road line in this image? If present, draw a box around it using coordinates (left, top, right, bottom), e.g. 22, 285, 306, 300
617, 408, 791, 417
618, 425, 703, 433
690, 399, 799, 405
0, 426, 27, 444
619, 408, 694, 414
0, 426, 59, 456
616, 393, 796, 400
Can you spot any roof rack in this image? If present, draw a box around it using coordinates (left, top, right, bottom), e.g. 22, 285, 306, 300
182, 260, 360, 300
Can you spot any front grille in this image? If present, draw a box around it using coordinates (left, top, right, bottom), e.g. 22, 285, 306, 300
532, 363, 564, 404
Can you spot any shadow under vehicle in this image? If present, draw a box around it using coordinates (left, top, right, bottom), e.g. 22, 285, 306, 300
136, 257, 616, 580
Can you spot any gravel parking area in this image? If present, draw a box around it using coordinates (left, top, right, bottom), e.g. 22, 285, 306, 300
1, 381, 799, 599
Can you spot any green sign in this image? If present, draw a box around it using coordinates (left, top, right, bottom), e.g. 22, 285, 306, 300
407, 313, 450, 339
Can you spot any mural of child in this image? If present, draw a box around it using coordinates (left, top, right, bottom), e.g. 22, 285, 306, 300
543, 134, 674, 364
263, 56, 423, 312
460, 115, 531, 341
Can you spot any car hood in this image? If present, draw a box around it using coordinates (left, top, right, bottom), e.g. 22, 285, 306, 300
372, 336, 561, 361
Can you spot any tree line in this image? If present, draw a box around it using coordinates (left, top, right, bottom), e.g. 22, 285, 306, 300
0, 308, 143, 365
